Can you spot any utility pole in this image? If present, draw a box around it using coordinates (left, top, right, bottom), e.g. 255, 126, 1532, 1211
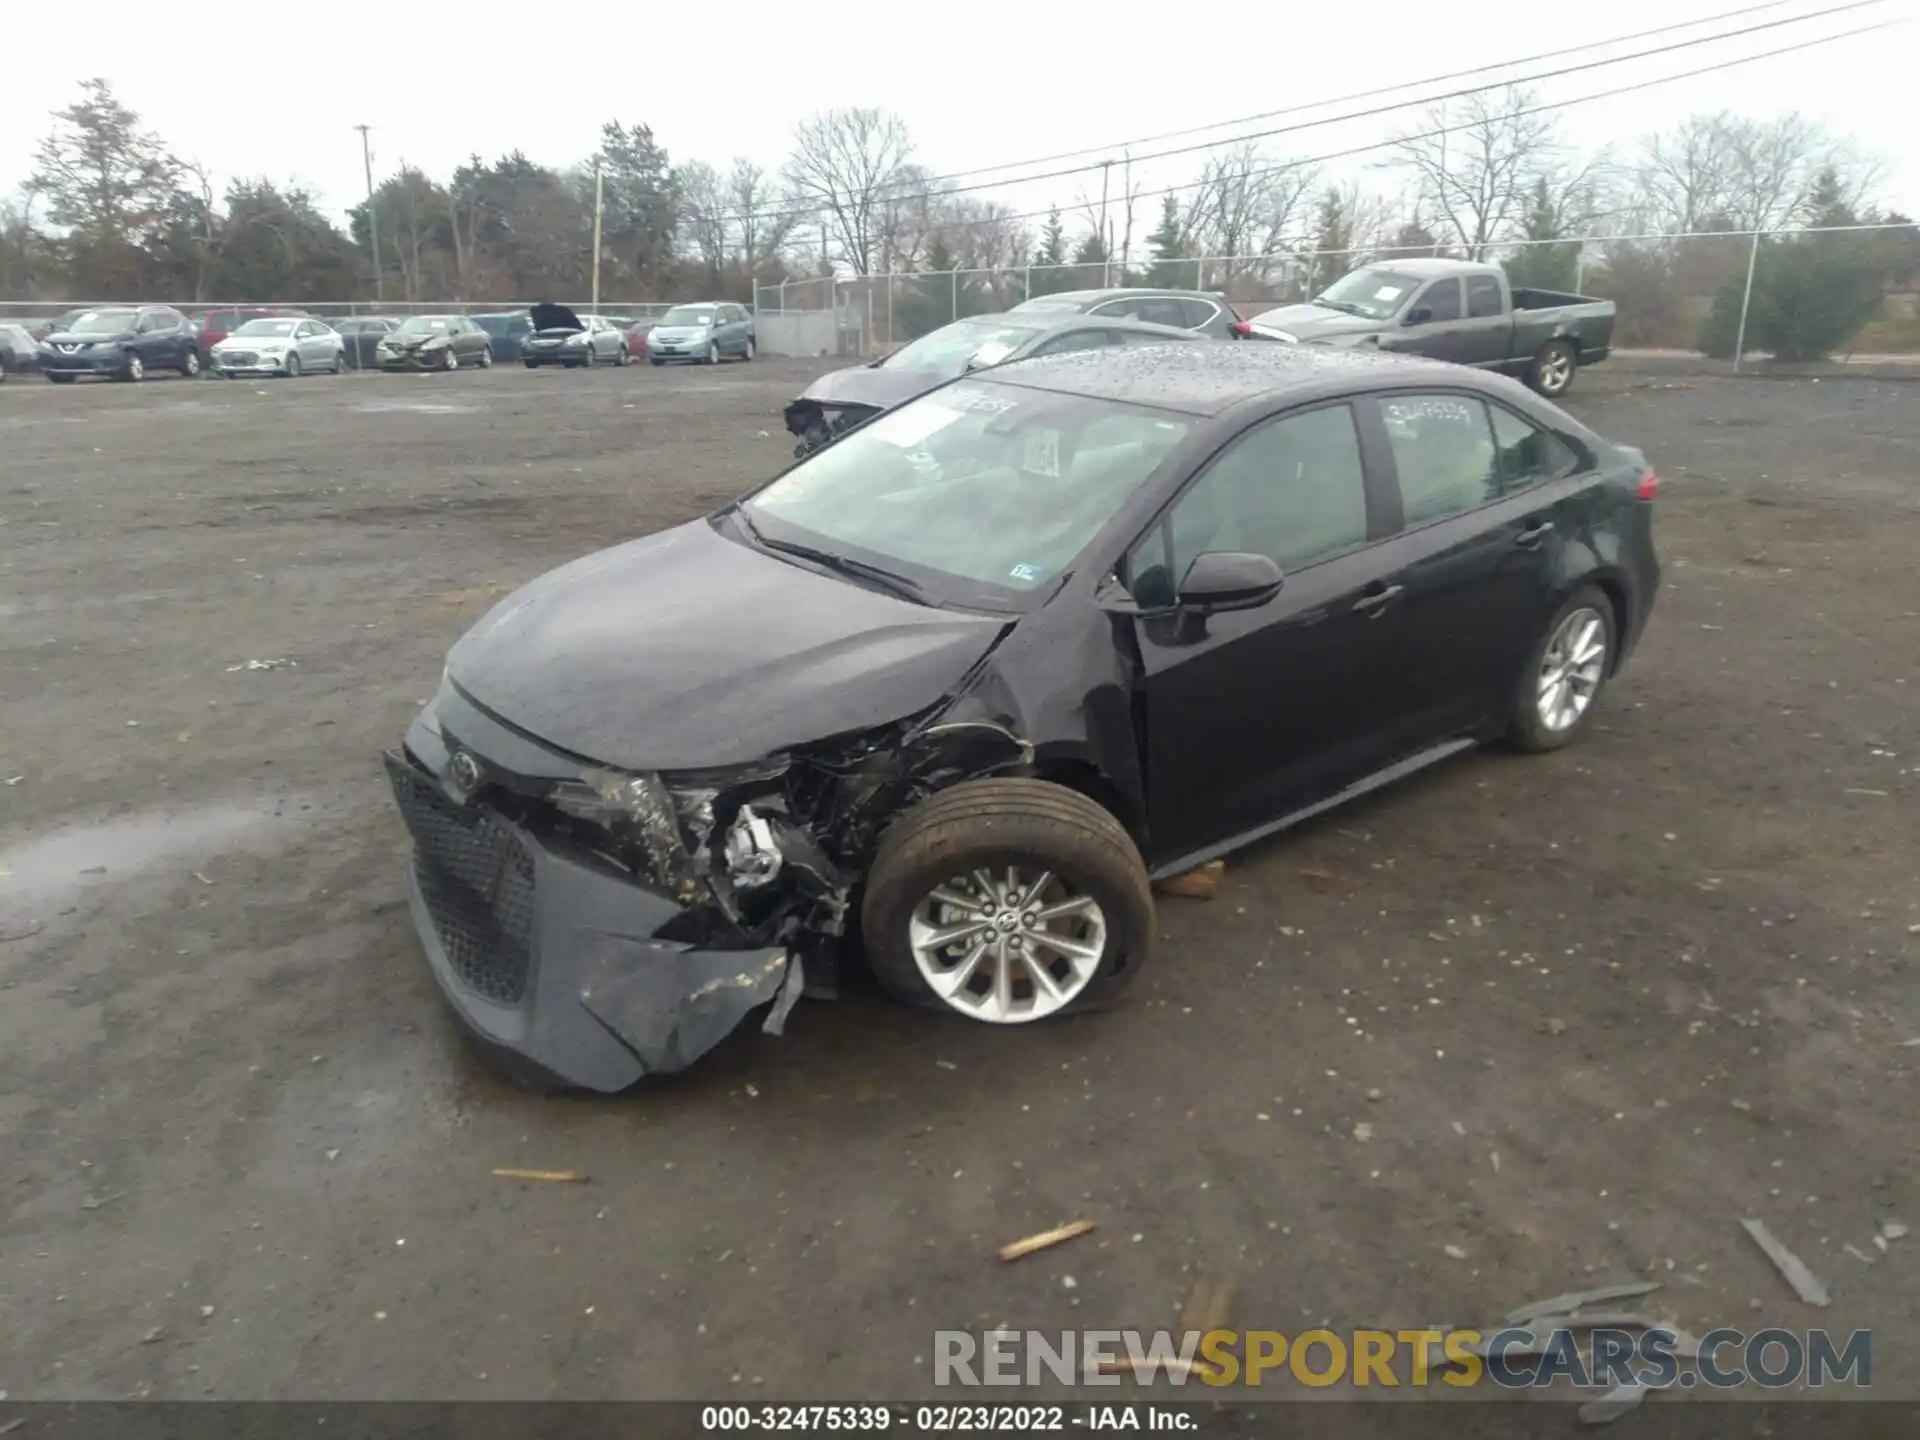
1098, 159, 1113, 288
590, 159, 605, 314
354, 125, 382, 304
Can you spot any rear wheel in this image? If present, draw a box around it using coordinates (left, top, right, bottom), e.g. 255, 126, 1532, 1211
743, 336, 755, 362
860, 779, 1153, 1023
616, 343, 631, 367
477, 346, 493, 369
1507, 587, 1617, 753
1528, 339, 1577, 398
180, 348, 201, 378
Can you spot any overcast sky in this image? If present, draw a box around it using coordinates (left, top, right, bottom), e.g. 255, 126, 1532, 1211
5, 0, 1913, 240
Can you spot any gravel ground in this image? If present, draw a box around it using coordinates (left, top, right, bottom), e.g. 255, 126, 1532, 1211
0, 359, 1915, 1403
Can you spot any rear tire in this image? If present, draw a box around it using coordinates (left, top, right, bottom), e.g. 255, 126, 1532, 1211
1507, 586, 1617, 753
1528, 339, 1578, 398
860, 779, 1153, 1022
180, 349, 201, 378
743, 336, 755, 362
478, 347, 493, 369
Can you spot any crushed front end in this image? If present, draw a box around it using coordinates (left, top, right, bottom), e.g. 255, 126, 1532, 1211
782, 397, 881, 458
385, 679, 1028, 1092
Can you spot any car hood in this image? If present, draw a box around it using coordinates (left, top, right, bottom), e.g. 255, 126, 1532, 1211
445, 517, 1009, 772
383, 331, 447, 348
45, 329, 134, 345
1246, 305, 1389, 341
215, 333, 290, 348
528, 303, 581, 333
798, 362, 945, 411
649, 324, 714, 342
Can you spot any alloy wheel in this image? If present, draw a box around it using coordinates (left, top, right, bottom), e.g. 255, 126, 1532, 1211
908, 866, 1108, 1023
1536, 606, 1608, 732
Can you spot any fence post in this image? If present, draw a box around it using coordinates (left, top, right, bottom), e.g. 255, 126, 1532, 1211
950, 268, 957, 325
1023, 264, 1031, 301
886, 272, 894, 350
1732, 230, 1761, 374
1573, 241, 1587, 298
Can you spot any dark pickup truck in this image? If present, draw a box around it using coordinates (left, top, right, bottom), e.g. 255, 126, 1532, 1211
1240, 257, 1614, 397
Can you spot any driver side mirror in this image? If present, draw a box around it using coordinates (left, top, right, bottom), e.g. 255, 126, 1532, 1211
1176, 551, 1284, 612
1404, 306, 1433, 326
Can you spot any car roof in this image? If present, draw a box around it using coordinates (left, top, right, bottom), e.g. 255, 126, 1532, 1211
1350, 256, 1492, 278
1017, 287, 1228, 305
980, 341, 1480, 416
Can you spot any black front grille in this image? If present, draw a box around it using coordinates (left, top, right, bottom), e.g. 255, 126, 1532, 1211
222, 351, 259, 366
387, 755, 536, 1006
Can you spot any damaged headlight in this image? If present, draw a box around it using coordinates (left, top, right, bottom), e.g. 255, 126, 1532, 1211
551, 768, 701, 900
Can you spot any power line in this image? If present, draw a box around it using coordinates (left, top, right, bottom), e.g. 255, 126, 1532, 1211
856, 0, 1816, 193
864, 15, 1904, 241
719, 0, 1888, 231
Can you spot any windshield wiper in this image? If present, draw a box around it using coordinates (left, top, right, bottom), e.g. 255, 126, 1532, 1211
1311, 298, 1360, 314
730, 507, 928, 605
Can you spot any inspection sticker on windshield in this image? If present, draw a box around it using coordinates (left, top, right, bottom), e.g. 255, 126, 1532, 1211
1009, 563, 1047, 583
1371, 284, 1405, 302
867, 403, 965, 448
1021, 429, 1061, 478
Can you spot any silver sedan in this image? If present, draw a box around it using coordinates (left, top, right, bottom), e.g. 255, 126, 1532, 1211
210, 318, 347, 377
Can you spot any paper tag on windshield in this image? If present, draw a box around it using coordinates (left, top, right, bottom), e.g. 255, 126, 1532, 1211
1372, 284, 1404, 302
970, 341, 1016, 367
1021, 429, 1060, 478
866, 403, 964, 449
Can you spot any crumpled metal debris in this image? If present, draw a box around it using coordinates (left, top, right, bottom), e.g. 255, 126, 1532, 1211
1506, 1281, 1661, 1325
577, 937, 795, 1074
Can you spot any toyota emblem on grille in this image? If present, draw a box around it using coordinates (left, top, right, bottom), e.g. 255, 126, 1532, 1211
447, 749, 483, 800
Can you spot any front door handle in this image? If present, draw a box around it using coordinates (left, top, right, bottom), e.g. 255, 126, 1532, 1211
1353, 583, 1403, 617
1514, 521, 1554, 548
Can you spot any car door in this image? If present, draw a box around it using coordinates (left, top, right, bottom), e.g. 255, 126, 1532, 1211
1387, 277, 1469, 363
460, 319, 487, 362
1459, 274, 1512, 366
294, 321, 323, 368
134, 310, 170, 366
1119, 400, 1407, 864
1363, 389, 1580, 745
723, 304, 749, 355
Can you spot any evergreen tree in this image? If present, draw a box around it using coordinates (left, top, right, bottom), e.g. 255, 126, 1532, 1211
1144, 195, 1192, 289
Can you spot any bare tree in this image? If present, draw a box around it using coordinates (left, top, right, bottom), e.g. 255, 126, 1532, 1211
1632, 111, 1883, 235
1388, 86, 1559, 257
1180, 144, 1318, 281
675, 160, 728, 273
784, 107, 913, 274
727, 159, 793, 270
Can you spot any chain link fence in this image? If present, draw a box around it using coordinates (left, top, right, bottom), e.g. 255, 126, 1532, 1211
753, 223, 1920, 364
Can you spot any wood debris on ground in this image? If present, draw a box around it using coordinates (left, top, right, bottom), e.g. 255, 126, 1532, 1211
491, 1168, 588, 1184
1153, 860, 1224, 900
997, 1219, 1096, 1262
1298, 865, 1343, 892
1096, 1274, 1235, 1381
1739, 1217, 1830, 1306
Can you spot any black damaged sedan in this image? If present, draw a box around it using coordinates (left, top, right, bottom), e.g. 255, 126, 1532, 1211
387, 344, 1660, 1092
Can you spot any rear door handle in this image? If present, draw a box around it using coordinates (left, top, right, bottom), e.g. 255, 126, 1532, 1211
1353, 583, 1403, 616
1514, 521, 1554, 548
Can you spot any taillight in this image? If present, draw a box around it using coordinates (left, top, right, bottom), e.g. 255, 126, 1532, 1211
1637, 470, 1659, 501
1232, 319, 1253, 337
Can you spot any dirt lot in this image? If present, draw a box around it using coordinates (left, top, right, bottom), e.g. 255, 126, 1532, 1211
1, 359, 1915, 1404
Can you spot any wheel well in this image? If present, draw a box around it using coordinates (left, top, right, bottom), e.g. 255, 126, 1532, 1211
1589, 577, 1629, 672
1030, 760, 1144, 847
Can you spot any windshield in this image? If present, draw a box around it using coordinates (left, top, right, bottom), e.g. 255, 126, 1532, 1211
395, 317, 454, 337
742, 382, 1191, 605
881, 319, 1043, 377
234, 319, 298, 337
68, 310, 139, 334
659, 306, 715, 327
1312, 268, 1422, 319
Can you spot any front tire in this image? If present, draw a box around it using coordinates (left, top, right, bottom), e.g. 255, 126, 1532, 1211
860, 779, 1153, 1023
120, 352, 145, 383
47, 372, 75, 384
1529, 339, 1578, 398
285, 352, 301, 378
442, 348, 458, 372
1508, 586, 1617, 753
705, 340, 720, 365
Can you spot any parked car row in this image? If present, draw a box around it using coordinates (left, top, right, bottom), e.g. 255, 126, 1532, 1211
8, 298, 758, 384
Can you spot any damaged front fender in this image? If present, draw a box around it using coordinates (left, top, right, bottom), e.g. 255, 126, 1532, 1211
578, 938, 803, 1076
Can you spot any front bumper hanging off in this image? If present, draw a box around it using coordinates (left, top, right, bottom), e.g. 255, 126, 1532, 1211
384, 723, 804, 1093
